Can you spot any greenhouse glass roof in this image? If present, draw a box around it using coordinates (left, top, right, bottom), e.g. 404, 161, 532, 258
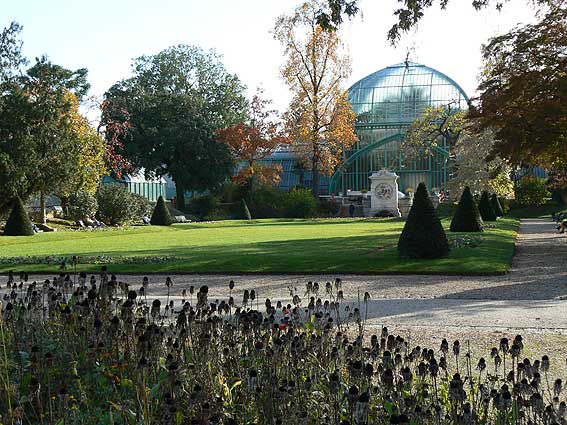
348, 62, 469, 126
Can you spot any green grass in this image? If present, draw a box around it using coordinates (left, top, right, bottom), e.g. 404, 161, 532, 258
0, 217, 520, 274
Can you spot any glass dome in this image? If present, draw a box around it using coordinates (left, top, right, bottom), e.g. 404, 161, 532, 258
349, 61, 469, 127
329, 62, 469, 195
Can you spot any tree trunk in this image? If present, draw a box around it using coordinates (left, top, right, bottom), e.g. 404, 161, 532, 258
312, 158, 320, 196
175, 184, 186, 211
40, 191, 47, 225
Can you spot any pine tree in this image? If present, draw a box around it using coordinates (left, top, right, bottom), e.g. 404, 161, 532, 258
450, 186, 484, 232
398, 183, 450, 259
150, 196, 173, 226
478, 191, 497, 221
4, 196, 34, 236
491, 193, 504, 217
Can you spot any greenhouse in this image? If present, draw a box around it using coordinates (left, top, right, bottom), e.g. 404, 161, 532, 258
329, 61, 469, 195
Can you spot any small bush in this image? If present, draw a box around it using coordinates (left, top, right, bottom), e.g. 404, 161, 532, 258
398, 183, 450, 259
96, 184, 141, 225
67, 191, 98, 221
4, 196, 34, 236
478, 191, 497, 222
515, 177, 549, 206
187, 194, 219, 219
450, 187, 484, 232
150, 196, 173, 226
282, 188, 318, 218
132, 194, 152, 218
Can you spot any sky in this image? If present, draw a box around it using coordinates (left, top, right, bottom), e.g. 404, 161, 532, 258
1, 0, 539, 119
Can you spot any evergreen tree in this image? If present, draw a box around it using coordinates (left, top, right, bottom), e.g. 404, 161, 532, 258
241, 199, 252, 220
4, 196, 34, 236
450, 186, 484, 232
150, 196, 173, 226
491, 193, 504, 217
398, 183, 450, 259
478, 191, 497, 221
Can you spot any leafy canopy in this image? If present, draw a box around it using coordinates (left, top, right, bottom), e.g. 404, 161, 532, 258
100, 45, 247, 209
274, 0, 358, 195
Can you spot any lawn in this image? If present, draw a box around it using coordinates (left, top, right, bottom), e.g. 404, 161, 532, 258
0, 217, 520, 274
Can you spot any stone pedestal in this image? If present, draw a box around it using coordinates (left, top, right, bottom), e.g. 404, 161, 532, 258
369, 169, 401, 217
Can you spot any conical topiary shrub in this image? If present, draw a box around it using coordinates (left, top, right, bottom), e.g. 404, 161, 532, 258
4, 196, 34, 236
241, 199, 252, 220
478, 191, 497, 221
150, 196, 173, 226
491, 193, 504, 217
398, 182, 450, 259
450, 186, 484, 232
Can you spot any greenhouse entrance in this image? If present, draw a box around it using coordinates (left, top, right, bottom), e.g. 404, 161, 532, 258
329, 133, 451, 196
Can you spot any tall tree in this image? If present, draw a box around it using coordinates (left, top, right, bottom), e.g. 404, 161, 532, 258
318, 0, 552, 43
100, 45, 247, 210
472, 1, 567, 184
274, 1, 358, 196
0, 55, 91, 219
217, 90, 290, 189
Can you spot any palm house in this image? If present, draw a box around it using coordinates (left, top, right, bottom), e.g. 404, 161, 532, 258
329, 61, 469, 195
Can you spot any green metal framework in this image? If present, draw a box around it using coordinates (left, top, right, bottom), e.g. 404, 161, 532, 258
330, 62, 468, 194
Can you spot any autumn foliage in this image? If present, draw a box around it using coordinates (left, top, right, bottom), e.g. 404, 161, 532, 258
217, 92, 289, 187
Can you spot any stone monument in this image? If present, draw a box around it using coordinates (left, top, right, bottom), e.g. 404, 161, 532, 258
369, 169, 401, 217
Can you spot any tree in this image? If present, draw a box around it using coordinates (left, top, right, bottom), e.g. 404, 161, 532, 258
274, 1, 358, 195
478, 190, 497, 221
0, 22, 27, 83
398, 182, 450, 259
490, 193, 504, 217
217, 90, 289, 190
150, 195, 173, 226
0, 55, 91, 220
4, 196, 34, 236
403, 106, 514, 198
100, 45, 247, 210
55, 93, 108, 206
450, 186, 484, 232
317, 0, 551, 43
472, 2, 567, 180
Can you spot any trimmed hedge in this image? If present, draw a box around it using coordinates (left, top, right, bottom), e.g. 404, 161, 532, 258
479, 190, 497, 221
4, 196, 34, 236
150, 196, 173, 226
450, 186, 484, 232
398, 183, 450, 259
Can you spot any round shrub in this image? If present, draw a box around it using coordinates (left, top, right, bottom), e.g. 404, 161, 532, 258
67, 191, 98, 221
96, 184, 140, 225
515, 177, 549, 206
398, 183, 450, 259
282, 188, 318, 218
187, 194, 219, 220
450, 186, 484, 232
478, 190, 497, 222
150, 195, 173, 226
4, 196, 34, 236
491, 193, 504, 217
